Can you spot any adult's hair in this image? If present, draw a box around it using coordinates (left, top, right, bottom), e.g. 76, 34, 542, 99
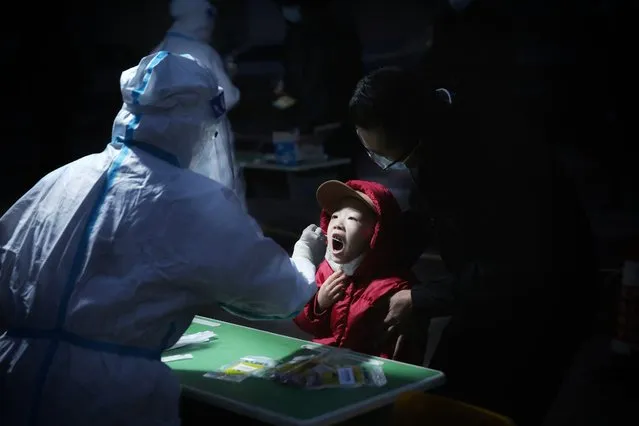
349, 66, 452, 151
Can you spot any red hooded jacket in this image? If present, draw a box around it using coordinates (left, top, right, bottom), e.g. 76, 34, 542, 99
294, 180, 421, 362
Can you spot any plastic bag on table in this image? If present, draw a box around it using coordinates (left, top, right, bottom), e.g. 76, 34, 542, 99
302, 362, 387, 390
204, 356, 276, 383
268, 346, 387, 389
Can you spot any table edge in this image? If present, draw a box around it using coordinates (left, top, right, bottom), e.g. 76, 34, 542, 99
181, 371, 446, 426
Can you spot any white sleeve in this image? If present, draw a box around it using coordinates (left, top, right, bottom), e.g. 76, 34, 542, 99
193, 188, 317, 320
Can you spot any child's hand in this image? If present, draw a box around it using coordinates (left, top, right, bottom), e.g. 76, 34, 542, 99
317, 271, 347, 311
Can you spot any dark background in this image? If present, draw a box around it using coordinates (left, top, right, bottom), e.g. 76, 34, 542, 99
3, 0, 636, 267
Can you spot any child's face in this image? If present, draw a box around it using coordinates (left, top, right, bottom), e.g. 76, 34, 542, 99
328, 198, 376, 264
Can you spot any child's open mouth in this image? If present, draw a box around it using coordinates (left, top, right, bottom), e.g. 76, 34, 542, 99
331, 236, 345, 253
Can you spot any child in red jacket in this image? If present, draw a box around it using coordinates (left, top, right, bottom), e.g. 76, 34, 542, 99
294, 180, 424, 364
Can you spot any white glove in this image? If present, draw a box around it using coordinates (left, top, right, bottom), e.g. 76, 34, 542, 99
292, 224, 327, 267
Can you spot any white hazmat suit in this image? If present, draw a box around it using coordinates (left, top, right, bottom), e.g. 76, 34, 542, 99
0, 51, 325, 426
154, 0, 246, 209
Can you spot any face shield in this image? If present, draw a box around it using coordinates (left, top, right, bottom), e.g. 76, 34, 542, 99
185, 85, 230, 179
112, 51, 228, 180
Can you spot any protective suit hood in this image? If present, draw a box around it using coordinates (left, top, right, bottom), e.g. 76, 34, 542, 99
169, 0, 216, 42
111, 51, 227, 176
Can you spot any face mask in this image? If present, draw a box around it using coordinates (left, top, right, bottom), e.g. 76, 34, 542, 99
282, 5, 302, 23
367, 151, 408, 171
325, 247, 365, 276
357, 128, 411, 171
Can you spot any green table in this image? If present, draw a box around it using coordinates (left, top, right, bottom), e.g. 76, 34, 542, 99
164, 316, 445, 426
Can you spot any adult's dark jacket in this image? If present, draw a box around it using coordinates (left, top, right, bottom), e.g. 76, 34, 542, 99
402, 106, 599, 425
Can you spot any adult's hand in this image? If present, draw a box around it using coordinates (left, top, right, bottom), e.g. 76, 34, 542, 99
292, 224, 327, 267
372, 289, 416, 357
383, 289, 413, 336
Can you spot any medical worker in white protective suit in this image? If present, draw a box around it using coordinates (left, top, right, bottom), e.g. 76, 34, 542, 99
0, 51, 328, 426
153, 0, 246, 209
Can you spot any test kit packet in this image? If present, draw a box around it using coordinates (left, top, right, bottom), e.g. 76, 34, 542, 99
267, 346, 387, 390
204, 356, 276, 383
